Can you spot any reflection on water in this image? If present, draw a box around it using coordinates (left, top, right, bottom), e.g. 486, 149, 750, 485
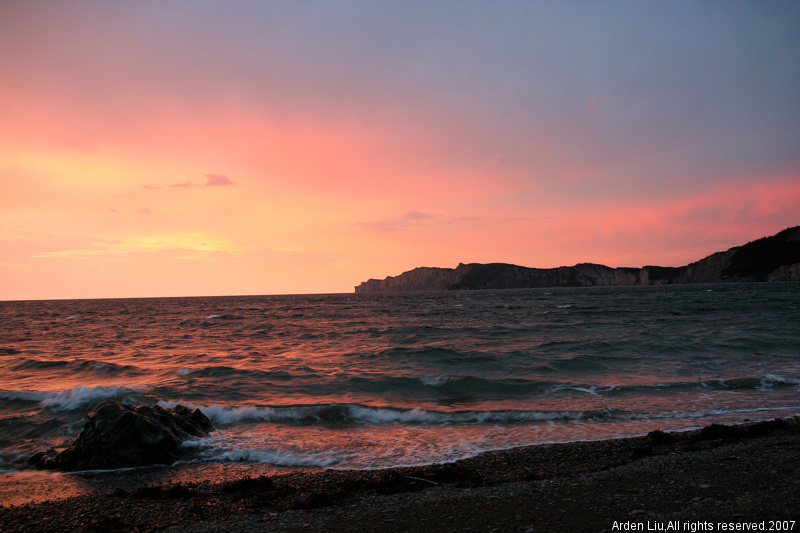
1, 284, 798, 505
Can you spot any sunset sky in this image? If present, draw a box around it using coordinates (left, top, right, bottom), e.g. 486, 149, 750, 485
1, 1, 798, 300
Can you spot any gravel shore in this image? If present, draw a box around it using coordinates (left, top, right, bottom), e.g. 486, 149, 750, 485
2, 418, 799, 532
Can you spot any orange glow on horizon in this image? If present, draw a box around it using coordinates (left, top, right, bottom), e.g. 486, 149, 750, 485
1, 2, 798, 300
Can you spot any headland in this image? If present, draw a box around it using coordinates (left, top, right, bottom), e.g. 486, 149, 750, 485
355, 226, 800, 292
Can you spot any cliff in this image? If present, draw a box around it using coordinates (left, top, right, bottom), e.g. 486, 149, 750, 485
354, 226, 800, 293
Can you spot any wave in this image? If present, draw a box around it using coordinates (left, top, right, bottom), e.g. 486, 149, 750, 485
10, 358, 142, 376
174, 366, 295, 381
543, 374, 800, 396
760, 374, 800, 388
161, 401, 569, 426
203, 314, 245, 321
0, 384, 149, 411
177, 405, 800, 470
2, 370, 796, 417
158, 401, 800, 429
644, 375, 800, 392
181, 439, 351, 468
418, 375, 463, 387
350, 372, 800, 400
163, 368, 800, 406
367, 374, 553, 394
375, 346, 491, 363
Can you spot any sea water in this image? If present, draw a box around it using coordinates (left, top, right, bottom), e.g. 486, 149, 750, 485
1, 283, 798, 492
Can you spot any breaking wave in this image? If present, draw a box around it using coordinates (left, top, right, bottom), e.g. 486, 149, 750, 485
0, 384, 149, 411
160, 400, 800, 429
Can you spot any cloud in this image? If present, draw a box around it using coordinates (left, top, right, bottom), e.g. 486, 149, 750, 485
353, 211, 491, 233
139, 207, 151, 214
32, 232, 248, 258
353, 211, 440, 232
353, 219, 409, 232
143, 176, 233, 189
205, 173, 236, 186
402, 210, 433, 221
131, 233, 247, 253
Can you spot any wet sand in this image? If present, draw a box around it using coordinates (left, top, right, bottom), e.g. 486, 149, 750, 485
1, 418, 799, 532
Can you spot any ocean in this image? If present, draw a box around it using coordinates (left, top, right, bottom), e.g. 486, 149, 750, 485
1, 283, 799, 503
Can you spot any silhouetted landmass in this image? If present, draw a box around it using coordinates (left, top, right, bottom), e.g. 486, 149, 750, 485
355, 226, 800, 292
721, 226, 800, 280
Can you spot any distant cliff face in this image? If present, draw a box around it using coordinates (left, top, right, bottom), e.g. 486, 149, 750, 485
355, 266, 464, 293
354, 226, 800, 293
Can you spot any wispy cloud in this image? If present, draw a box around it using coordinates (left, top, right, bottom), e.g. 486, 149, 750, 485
353, 211, 440, 232
143, 175, 236, 189
402, 210, 433, 221
33, 232, 248, 258
205, 174, 236, 186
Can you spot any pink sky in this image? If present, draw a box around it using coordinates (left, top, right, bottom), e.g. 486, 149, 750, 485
1, 1, 799, 300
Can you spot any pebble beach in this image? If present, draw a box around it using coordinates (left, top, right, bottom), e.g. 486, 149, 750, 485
2, 418, 798, 532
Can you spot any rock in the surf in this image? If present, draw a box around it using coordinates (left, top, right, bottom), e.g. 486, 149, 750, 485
28, 399, 214, 471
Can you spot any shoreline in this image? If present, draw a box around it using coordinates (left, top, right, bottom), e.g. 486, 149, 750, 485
2, 418, 799, 532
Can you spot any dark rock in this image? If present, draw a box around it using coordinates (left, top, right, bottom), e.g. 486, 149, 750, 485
645, 430, 674, 444
700, 423, 739, 440
28, 400, 214, 471
699, 419, 789, 441
739, 418, 788, 437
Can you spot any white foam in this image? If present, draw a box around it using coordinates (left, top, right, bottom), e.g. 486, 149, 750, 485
158, 403, 285, 425
160, 401, 622, 427
179, 432, 353, 468
348, 405, 445, 424
0, 384, 147, 411
760, 374, 800, 388
544, 383, 616, 396
217, 448, 348, 468
419, 375, 462, 387
155, 398, 800, 431
203, 405, 280, 425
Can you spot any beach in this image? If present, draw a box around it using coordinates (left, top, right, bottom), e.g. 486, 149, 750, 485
2, 418, 798, 532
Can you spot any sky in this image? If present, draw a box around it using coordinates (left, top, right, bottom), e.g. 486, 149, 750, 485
1, 1, 799, 300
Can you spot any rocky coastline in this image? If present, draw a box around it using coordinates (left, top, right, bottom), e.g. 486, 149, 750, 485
355, 226, 800, 292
